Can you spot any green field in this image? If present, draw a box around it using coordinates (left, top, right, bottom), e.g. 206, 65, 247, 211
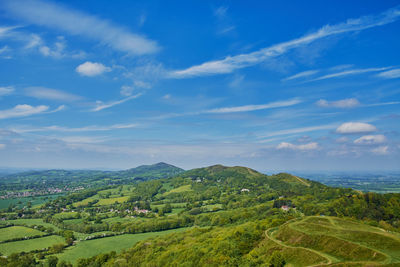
0, 226, 45, 242
3, 218, 62, 232
164, 184, 192, 195
0, 194, 64, 210
264, 216, 400, 266
53, 212, 80, 220
95, 196, 130, 206
0, 235, 65, 255
56, 228, 189, 263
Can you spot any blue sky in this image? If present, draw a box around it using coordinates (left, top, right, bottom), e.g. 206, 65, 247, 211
0, 0, 400, 171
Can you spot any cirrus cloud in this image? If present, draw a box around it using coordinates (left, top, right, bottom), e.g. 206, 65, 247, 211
2, 0, 159, 55
25, 86, 82, 102
376, 68, 400, 79
354, 134, 386, 145
276, 142, 318, 150
0, 86, 14, 96
0, 104, 48, 119
316, 98, 360, 108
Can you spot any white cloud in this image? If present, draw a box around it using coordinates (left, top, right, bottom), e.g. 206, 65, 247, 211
372, 145, 389, 155
336, 137, 349, 143
0, 104, 48, 119
354, 134, 386, 145
92, 93, 142, 112
0, 25, 20, 37
336, 122, 377, 134
0, 143, 5, 149
316, 98, 360, 108
2, 0, 159, 55
76, 61, 111, 77
376, 68, 400, 79
283, 70, 319, 81
24, 33, 42, 48
277, 142, 318, 151
214, 6, 228, 18
120, 81, 151, 96
0, 86, 14, 96
25, 86, 82, 101
120, 85, 134, 97
204, 99, 301, 114
169, 6, 400, 78
11, 123, 138, 133
366, 101, 400, 107
308, 67, 390, 82
0, 45, 10, 54
258, 124, 336, 139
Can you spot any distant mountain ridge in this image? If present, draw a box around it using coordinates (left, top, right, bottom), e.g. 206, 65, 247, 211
0, 163, 184, 190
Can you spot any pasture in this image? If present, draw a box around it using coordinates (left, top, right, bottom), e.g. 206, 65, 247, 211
56, 227, 189, 263
0, 226, 45, 242
0, 235, 65, 255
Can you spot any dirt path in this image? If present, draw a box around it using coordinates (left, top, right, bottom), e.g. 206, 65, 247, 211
293, 175, 311, 187
265, 226, 337, 266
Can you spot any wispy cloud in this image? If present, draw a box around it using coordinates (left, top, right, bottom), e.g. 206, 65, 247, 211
307, 67, 391, 82
10, 123, 138, 133
0, 25, 21, 37
376, 68, 400, 79
316, 98, 360, 108
354, 134, 386, 145
92, 93, 143, 112
76, 61, 111, 77
204, 99, 301, 114
0, 86, 14, 96
154, 99, 301, 120
169, 6, 400, 78
365, 101, 400, 107
2, 0, 160, 55
25, 86, 82, 102
282, 70, 319, 81
258, 124, 336, 139
277, 142, 318, 151
0, 104, 50, 119
372, 145, 389, 155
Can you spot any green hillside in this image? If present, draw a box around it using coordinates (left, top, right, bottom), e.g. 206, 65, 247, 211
1, 164, 400, 266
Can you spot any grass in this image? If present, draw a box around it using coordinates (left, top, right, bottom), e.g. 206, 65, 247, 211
95, 196, 130, 206
102, 216, 145, 224
72, 196, 99, 207
271, 216, 400, 264
53, 212, 80, 220
164, 184, 192, 195
56, 228, 189, 264
0, 194, 63, 210
0, 226, 45, 242
3, 218, 62, 232
0, 235, 65, 255
247, 236, 327, 267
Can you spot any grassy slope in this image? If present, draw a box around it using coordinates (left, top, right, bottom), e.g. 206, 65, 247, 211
56, 228, 189, 264
3, 218, 62, 232
0, 235, 65, 255
272, 216, 400, 265
0, 226, 45, 242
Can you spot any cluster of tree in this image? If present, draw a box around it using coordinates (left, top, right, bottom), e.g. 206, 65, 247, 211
72, 215, 290, 267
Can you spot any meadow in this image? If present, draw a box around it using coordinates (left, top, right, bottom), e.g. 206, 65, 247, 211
0, 226, 45, 242
55, 228, 189, 263
0, 235, 65, 255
